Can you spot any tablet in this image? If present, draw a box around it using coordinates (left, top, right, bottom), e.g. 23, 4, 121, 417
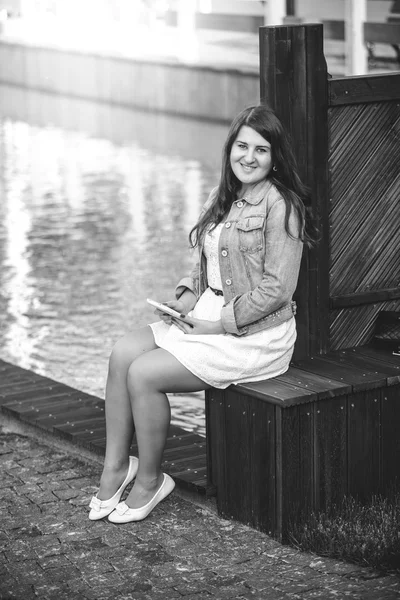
146, 299, 189, 323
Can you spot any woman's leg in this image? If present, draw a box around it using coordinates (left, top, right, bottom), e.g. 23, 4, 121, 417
98, 326, 157, 500
125, 348, 210, 508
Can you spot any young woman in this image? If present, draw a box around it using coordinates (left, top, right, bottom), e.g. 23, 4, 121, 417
88, 104, 317, 524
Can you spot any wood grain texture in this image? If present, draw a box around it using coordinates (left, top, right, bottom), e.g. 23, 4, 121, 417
381, 385, 400, 492
330, 287, 400, 309
347, 389, 381, 501
259, 24, 329, 358
328, 97, 400, 349
329, 73, 400, 106
315, 396, 348, 510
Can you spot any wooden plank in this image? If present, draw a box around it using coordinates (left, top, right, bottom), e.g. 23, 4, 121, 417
277, 367, 351, 399
351, 345, 400, 367
0, 385, 73, 406
275, 407, 283, 540
205, 389, 226, 491
249, 396, 276, 535
280, 404, 301, 540
330, 349, 400, 386
280, 403, 315, 540
292, 355, 385, 392
380, 385, 400, 492
329, 73, 400, 106
2, 392, 86, 420
162, 441, 206, 460
162, 454, 206, 472
259, 24, 329, 358
347, 389, 381, 501
298, 403, 315, 521
0, 378, 60, 394
222, 392, 253, 525
330, 287, 400, 309
315, 395, 348, 510
235, 378, 316, 406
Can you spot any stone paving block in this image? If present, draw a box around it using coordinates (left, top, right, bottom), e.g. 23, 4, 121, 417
10, 482, 42, 495
33, 582, 75, 600
38, 553, 73, 570
62, 535, 110, 553
0, 581, 39, 600
44, 563, 82, 583
4, 540, 38, 562
84, 569, 131, 589
10, 524, 42, 540
101, 528, 141, 548
30, 534, 63, 559
6, 467, 46, 485
66, 476, 96, 489
74, 556, 115, 576
27, 490, 58, 504
52, 487, 82, 501
69, 493, 95, 507
38, 479, 73, 491
2, 473, 18, 485
0, 488, 15, 502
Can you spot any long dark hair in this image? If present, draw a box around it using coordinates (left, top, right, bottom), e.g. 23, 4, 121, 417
189, 105, 318, 248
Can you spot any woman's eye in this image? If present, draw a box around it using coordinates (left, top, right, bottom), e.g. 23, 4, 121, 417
237, 143, 246, 149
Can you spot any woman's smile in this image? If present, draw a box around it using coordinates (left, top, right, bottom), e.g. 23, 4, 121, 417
230, 125, 273, 193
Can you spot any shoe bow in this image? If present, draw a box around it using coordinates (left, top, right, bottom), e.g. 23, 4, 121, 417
115, 502, 130, 515
89, 497, 102, 511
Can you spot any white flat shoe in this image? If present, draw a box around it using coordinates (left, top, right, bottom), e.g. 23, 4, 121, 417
108, 473, 175, 523
88, 456, 139, 521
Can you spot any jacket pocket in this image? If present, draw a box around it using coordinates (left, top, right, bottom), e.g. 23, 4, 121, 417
236, 216, 264, 252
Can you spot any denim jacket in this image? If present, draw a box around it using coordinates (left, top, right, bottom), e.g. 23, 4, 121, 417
175, 179, 303, 336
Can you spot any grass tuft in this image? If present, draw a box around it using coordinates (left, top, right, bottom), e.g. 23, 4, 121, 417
288, 492, 400, 573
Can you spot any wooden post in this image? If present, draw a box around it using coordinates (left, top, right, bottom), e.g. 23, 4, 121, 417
259, 24, 330, 358
263, 0, 286, 26
345, 0, 368, 75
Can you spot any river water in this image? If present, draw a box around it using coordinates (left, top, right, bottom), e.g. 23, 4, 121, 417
0, 85, 228, 436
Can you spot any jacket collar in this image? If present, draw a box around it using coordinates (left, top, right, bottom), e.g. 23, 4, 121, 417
236, 179, 272, 205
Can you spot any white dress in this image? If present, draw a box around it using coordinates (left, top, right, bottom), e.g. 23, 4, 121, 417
149, 224, 296, 389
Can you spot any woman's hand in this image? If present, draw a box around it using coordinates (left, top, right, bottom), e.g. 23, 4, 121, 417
171, 317, 225, 336
154, 300, 187, 325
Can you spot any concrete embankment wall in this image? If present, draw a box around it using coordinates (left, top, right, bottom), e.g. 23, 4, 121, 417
0, 41, 259, 123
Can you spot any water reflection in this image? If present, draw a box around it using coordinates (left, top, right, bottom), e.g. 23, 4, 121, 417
0, 86, 227, 436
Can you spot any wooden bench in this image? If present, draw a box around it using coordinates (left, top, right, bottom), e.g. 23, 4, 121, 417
206, 344, 400, 541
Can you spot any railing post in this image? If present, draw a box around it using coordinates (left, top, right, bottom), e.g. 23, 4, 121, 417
345, 0, 368, 75
259, 24, 329, 358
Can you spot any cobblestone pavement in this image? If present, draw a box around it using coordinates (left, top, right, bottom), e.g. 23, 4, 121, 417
1, 423, 400, 600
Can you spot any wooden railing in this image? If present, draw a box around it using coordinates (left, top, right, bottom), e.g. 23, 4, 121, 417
327, 71, 400, 349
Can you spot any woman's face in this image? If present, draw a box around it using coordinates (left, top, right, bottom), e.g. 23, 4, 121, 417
230, 125, 272, 191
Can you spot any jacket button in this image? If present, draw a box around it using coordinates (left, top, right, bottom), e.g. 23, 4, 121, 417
221, 250, 228, 257
237, 201, 244, 208
225, 222, 231, 228
226, 279, 232, 285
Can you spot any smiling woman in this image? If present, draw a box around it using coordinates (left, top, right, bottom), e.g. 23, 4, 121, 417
88, 104, 319, 525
